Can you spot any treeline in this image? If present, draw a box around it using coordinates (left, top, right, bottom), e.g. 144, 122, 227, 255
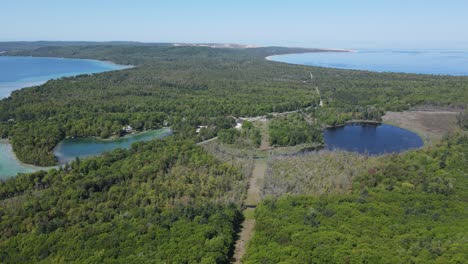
0, 138, 248, 263
0, 41, 172, 53
1, 45, 467, 165
269, 113, 322, 146
311, 106, 384, 127
0, 43, 467, 263
244, 133, 468, 263
4, 111, 166, 166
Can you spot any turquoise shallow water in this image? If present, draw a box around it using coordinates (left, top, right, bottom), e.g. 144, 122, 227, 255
54, 128, 173, 164
0, 56, 130, 98
268, 49, 468, 76
0, 141, 55, 179
0, 128, 173, 179
0, 55, 168, 179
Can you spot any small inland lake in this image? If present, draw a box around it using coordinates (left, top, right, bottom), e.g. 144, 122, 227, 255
324, 123, 423, 155
54, 128, 173, 164
0, 128, 172, 179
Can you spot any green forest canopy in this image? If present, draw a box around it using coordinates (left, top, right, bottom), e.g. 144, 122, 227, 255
0, 138, 246, 263
0, 43, 467, 263
244, 134, 468, 263
1, 45, 467, 165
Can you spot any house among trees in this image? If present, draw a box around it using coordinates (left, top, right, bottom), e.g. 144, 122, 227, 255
123, 125, 133, 133
196, 125, 207, 133
234, 118, 243, 130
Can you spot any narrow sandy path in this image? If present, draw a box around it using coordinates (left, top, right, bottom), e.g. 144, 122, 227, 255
232, 216, 255, 264
232, 159, 267, 263
196, 136, 218, 145
255, 121, 272, 151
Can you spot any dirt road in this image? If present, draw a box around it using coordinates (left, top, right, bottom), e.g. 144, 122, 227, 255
232, 159, 267, 263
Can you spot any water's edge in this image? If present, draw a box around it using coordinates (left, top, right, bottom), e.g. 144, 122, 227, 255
266, 50, 468, 76
0, 128, 172, 179
0, 56, 133, 99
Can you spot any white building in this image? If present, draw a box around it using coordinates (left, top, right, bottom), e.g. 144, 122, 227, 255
123, 125, 133, 133
196, 125, 207, 133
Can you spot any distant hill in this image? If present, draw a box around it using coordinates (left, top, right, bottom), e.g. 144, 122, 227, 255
0, 41, 172, 52
0, 41, 335, 54
173, 43, 260, 49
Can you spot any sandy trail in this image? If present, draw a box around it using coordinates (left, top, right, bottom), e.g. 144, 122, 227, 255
232, 159, 267, 263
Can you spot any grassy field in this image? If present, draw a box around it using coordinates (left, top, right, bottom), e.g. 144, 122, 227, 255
383, 111, 460, 144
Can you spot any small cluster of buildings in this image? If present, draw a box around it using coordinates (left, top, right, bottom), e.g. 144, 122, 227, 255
195, 119, 243, 134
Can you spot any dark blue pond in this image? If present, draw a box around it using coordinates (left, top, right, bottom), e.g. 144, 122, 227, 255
324, 123, 423, 155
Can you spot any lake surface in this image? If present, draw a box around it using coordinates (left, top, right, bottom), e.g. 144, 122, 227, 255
54, 128, 173, 164
0, 55, 136, 179
0, 56, 130, 98
0, 141, 56, 179
324, 123, 423, 155
0, 128, 172, 179
268, 49, 468, 76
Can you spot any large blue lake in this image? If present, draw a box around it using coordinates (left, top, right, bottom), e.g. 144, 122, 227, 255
0, 56, 130, 98
324, 123, 423, 155
268, 49, 468, 76
0, 56, 170, 179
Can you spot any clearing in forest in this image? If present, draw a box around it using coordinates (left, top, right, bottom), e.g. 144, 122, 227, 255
232, 159, 267, 263
383, 111, 459, 143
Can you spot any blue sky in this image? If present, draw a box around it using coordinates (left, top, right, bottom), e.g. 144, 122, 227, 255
1, 0, 467, 49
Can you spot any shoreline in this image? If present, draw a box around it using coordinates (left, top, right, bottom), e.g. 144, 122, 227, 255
0, 56, 133, 99
382, 110, 460, 145
265, 49, 468, 76
265, 48, 355, 61
1, 127, 173, 178
325, 119, 382, 129
59, 127, 172, 142
0, 140, 56, 179
53, 127, 173, 162
0, 54, 135, 68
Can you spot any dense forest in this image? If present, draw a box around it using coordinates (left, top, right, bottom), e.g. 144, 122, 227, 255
218, 121, 262, 148
0, 138, 248, 263
1, 43, 468, 262
244, 133, 468, 263
1, 45, 467, 165
0, 41, 172, 53
269, 113, 323, 146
